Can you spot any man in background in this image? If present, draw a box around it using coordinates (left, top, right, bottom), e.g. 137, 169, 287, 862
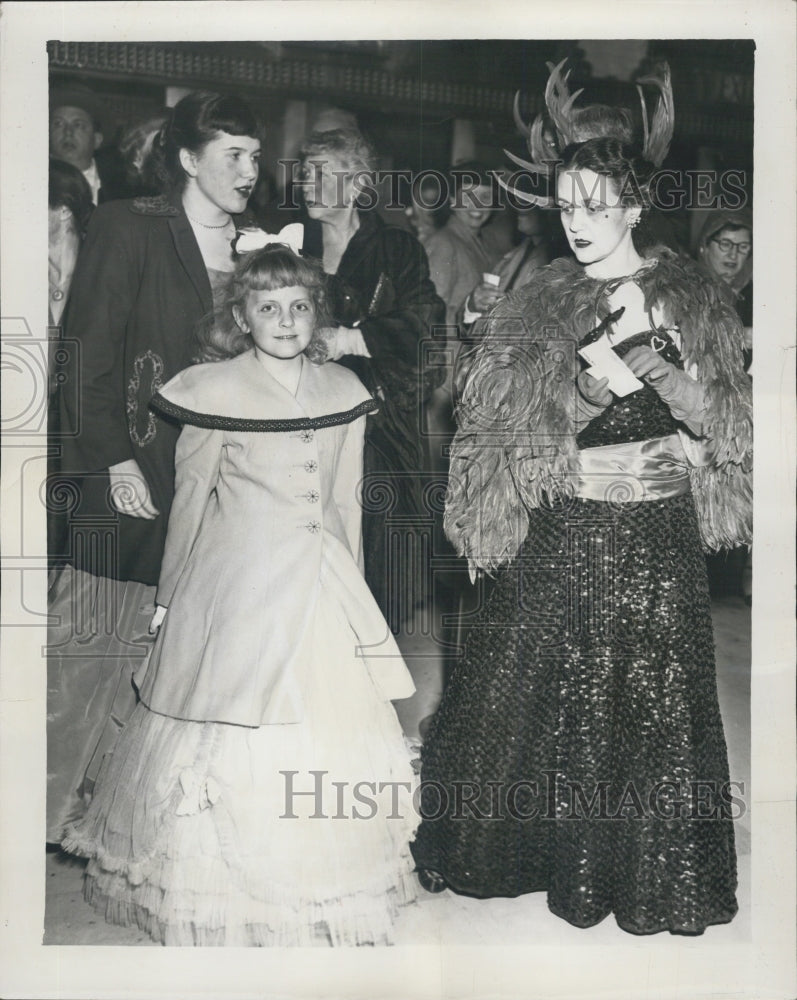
50, 83, 125, 204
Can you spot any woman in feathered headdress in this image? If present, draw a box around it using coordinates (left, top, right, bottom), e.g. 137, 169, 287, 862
460, 61, 680, 341
410, 62, 751, 937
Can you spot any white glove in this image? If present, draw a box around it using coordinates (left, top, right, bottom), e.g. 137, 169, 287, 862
319, 325, 371, 361
624, 345, 707, 432
149, 604, 167, 634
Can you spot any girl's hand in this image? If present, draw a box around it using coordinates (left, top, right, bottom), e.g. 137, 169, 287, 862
108, 458, 160, 519
577, 369, 613, 408
319, 326, 372, 361
149, 604, 167, 635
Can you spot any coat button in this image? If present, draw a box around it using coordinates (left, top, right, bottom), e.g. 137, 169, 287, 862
51, 289, 64, 301
300, 429, 314, 443
306, 520, 321, 534
304, 460, 318, 473
305, 490, 320, 503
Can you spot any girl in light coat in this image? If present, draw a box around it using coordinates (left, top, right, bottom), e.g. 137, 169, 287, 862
64, 245, 418, 947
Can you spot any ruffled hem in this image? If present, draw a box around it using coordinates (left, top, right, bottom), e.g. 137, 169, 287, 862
63, 576, 418, 946
74, 847, 418, 947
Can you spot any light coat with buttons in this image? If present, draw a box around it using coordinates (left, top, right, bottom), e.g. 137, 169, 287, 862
134, 349, 415, 727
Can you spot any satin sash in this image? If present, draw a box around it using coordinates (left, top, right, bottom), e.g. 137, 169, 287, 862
576, 433, 691, 503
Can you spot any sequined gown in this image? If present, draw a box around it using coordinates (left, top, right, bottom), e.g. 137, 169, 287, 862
411, 331, 738, 935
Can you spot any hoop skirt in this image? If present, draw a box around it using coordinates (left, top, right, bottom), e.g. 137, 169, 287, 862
63, 556, 418, 946
411, 358, 739, 935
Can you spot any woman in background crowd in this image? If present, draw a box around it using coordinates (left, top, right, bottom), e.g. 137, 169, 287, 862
696, 208, 753, 366
458, 204, 552, 338
404, 173, 450, 248
422, 160, 509, 519
424, 160, 508, 329
297, 127, 445, 626
47, 91, 261, 844
48, 158, 94, 333
696, 207, 753, 602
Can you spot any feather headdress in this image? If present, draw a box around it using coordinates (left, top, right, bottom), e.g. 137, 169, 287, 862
500, 59, 674, 207
634, 63, 674, 168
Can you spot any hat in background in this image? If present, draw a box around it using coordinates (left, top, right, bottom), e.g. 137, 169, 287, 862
50, 83, 105, 131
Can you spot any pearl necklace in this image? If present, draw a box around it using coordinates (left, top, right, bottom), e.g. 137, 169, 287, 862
185, 212, 234, 230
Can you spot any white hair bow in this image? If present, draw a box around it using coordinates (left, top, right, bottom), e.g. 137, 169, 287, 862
232, 223, 304, 256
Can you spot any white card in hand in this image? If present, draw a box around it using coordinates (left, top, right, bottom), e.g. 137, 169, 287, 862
579, 339, 643, 397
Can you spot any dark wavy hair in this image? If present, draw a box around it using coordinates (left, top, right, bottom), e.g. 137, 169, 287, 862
197, 247, 331, 363
48, 158, 94, 236
117, 110, 170, 192
567, 104, 635, 145
559, 136, 658, 248
149, 91, 262, 196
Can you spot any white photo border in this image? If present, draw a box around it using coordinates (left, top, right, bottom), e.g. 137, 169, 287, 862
1, 2, 794, 998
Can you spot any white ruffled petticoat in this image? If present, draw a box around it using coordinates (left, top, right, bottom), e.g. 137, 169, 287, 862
63, 577, 418, 946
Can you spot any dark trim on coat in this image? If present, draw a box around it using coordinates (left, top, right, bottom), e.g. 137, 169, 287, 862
150, 393, 379, 431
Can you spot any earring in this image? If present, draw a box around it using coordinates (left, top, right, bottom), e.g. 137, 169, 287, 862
627, 213, 641, 230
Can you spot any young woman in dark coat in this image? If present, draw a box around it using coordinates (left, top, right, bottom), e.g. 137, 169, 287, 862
47, 91, 261, 843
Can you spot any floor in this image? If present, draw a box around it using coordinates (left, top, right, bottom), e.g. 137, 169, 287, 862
44, 593, 751, 947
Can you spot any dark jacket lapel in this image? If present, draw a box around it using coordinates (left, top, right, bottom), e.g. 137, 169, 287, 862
167, 207, 257, 314
167, 212, 214, 314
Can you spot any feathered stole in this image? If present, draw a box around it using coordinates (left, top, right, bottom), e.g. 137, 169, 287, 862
445, 249, 753, 572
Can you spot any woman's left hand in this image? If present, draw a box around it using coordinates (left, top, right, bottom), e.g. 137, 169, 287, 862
624, 344, 706, 429
623, 345, 674, 387
319, 325, 372, 361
